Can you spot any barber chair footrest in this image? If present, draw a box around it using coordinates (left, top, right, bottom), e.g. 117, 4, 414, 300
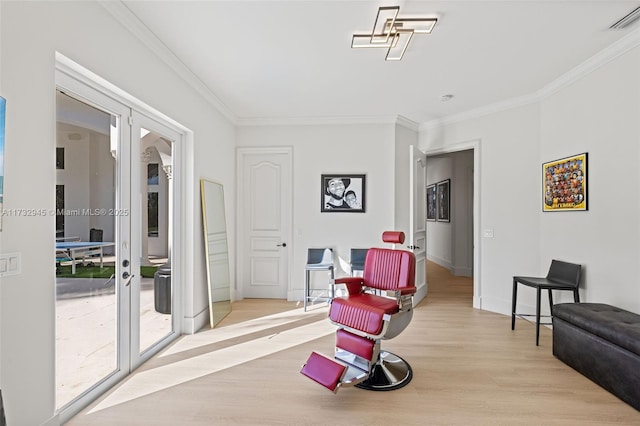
301, 351, 370, 392
355, 351, 413, 391
301, 351, 347, 393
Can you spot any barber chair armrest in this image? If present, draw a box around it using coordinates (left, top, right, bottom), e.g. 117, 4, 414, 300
397, 287, 417, 296
334, 277, 365, 295
389, 290, 416, 311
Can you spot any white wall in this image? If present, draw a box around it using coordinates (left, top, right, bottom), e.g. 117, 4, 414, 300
237, 122, 397, 300
56, 127, 116, 245
421, 44, 640, 318
0, 2, 235, 424
421, 103, 542, 314
451, 150, 474, 277
88, 131, 116, 246
56, 131, 92, 240
539, 46, 640, 311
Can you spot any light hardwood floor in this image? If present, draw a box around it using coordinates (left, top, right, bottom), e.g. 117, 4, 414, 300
67, 262, 640, 425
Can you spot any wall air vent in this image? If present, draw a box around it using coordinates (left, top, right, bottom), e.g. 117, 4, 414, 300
610, 6, 640, 29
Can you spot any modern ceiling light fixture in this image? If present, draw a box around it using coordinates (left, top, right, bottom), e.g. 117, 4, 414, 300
351, 6, 437, 61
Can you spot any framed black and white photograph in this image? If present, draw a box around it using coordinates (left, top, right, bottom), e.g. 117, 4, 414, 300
426, 184, 436, 221
321, 174, 366, 212
436, 179, 450, 222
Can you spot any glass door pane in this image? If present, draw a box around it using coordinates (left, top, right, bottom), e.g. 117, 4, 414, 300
137, 123, 174, 354
55, 90, 121, 409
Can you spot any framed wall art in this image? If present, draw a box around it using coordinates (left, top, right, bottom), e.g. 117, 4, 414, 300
426, 184, 436, 221
543, 152, 587, 212
321, 174, 365, 212
436, 179, 450, 222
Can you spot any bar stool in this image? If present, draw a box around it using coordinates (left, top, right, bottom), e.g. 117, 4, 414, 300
304, 248, 334, 311
349, 248, 369, 277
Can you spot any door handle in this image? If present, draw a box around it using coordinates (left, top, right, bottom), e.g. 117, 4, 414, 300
277, 243, 287, 247
122, 272, 135, 287
407, 245, 420, 250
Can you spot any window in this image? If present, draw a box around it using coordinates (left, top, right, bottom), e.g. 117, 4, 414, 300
148, 192, 158, 237
56, 147, 65, 169
56, 185, 64, 238
147, 163, 159, 185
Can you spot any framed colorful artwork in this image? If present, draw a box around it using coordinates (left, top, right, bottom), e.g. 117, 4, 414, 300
543, 152, 587, 212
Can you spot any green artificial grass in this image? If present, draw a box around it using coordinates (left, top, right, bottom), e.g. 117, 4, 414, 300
140, 265, 158, 278
56, 264, 158, 278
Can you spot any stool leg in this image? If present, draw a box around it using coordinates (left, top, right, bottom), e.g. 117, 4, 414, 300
536, 287, 542, 346
330, 268, 335, 300
304, 270, 309, 311
511, 279, 518, 330
548, 289, 554, 316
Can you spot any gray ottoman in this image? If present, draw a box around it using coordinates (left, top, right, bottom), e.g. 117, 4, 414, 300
553, 303, 640, 411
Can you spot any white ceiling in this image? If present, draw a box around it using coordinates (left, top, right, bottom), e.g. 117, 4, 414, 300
117, 0, 640, 124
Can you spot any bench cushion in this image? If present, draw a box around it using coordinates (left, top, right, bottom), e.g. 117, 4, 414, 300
553, 303, 640, 357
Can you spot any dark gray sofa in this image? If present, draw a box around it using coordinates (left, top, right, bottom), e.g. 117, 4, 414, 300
553, 303, 640, 411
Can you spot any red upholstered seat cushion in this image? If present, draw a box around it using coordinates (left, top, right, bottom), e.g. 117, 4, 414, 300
329, 294, 399, 335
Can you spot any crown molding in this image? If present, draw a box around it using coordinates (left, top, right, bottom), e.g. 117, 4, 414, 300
422, 26, 640, 131
420, 93, 539, 131
236, 115, 411, 127
538, 25, 640, 99
396, 115, 420, 131
98, 0, 237, 123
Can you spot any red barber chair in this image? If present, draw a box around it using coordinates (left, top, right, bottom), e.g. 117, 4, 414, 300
301, 231, 416, 392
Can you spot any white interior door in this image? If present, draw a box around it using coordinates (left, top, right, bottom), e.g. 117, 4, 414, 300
237, 148, 292, 299
409, 145, 427, 295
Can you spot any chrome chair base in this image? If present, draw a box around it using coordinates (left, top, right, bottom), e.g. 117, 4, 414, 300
355, 351, 412, 391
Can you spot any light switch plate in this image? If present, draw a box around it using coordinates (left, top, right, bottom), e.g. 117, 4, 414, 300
0, 252, 21, 277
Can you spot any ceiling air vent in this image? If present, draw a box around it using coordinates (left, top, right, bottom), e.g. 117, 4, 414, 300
610, 6, 640, 29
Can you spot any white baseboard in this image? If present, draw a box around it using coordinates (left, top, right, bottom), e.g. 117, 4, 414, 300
182, 308, 210, 334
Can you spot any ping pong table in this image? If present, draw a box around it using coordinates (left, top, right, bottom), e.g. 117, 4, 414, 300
55, 241, 115, 274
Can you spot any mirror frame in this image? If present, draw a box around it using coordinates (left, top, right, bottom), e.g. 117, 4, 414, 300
200, 178, 232, 327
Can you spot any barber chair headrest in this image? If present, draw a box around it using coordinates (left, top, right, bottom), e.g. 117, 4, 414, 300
382, 231, 405, 245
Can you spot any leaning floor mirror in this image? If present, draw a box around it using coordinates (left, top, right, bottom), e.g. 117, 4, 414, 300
200, 179, 232, 327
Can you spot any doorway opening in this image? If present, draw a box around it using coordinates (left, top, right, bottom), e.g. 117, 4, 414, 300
425, 144, 478, 307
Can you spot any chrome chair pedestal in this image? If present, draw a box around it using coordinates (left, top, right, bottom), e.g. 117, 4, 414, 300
355, 351, 413, 391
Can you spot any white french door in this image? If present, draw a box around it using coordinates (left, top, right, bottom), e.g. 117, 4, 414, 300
409, 145, 427, 298
130, 111, 181, 365
55, 67, 181, 422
